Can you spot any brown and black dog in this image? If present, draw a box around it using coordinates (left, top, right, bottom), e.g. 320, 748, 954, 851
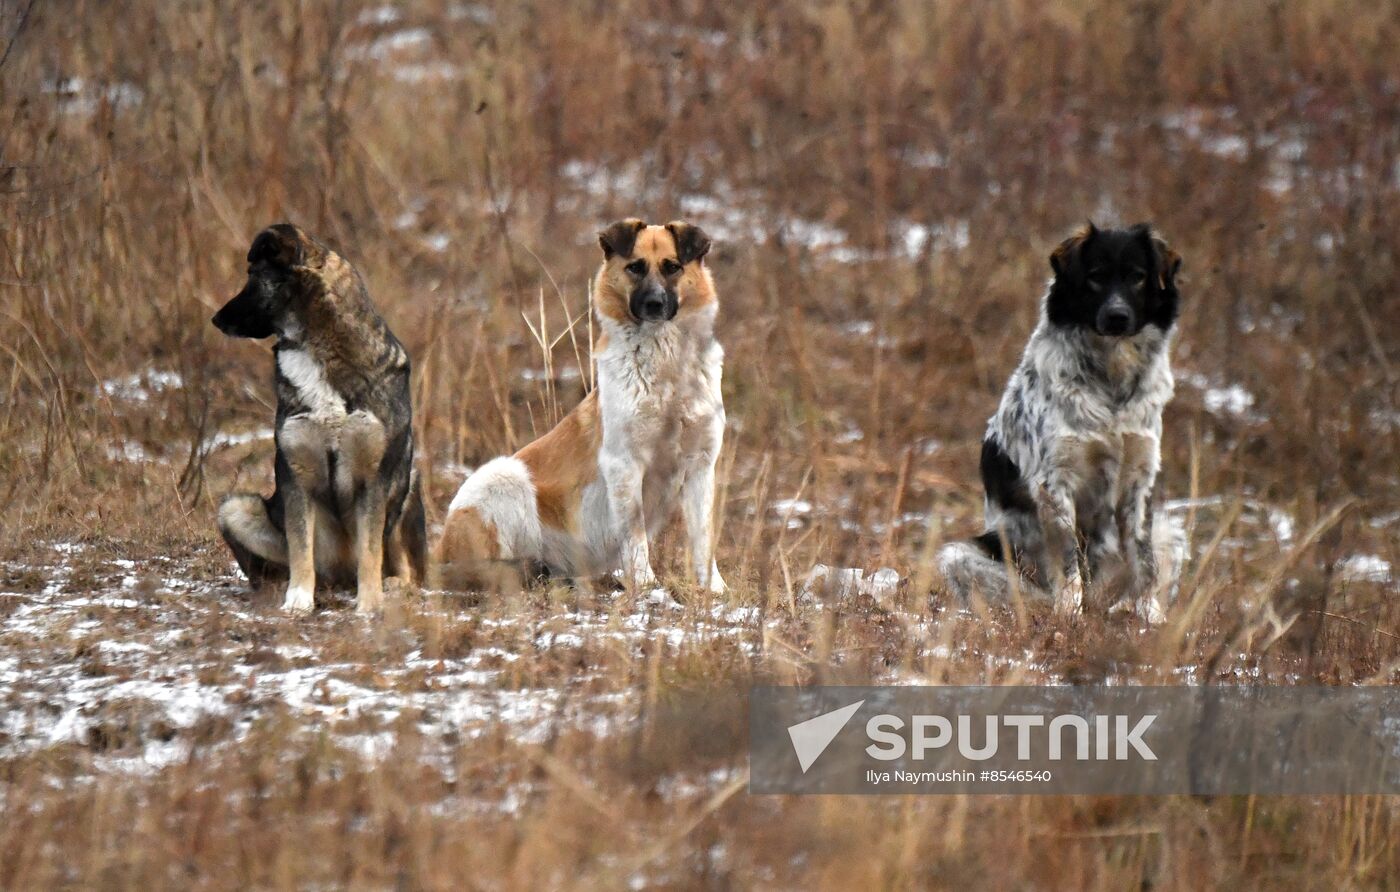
213, 224, 426, 614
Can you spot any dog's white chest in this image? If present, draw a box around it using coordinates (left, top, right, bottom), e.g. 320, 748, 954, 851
601, 335, 722, 437
278, 346, 347, 418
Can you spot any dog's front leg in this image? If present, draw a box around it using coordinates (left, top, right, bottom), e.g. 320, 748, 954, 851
353, 484, 388, 615
342, 412, 390, 615
1035, 465, 1084, 615
279, 418, 328, 614
281, 487, 317, 614
601, 452, 655, 588
1118, 483, 1156, 588
682, 433, 726, 593
1117, 474, 1162, 622
1117, 433, 1163, 620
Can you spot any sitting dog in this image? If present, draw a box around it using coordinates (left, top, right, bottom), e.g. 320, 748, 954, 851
213, 224, 427, 614
437, 219, 726, 592
938, 223, 1184, 619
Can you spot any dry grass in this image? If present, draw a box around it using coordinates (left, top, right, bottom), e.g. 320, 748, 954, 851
2, 0, 1399, 887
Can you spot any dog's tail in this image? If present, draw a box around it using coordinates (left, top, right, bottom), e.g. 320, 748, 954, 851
938, 533, 1002, 602
936, 530, 1049, 605
390, 469, 430, 585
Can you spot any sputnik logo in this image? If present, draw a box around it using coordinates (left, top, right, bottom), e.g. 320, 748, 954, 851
787, 700, 864, 772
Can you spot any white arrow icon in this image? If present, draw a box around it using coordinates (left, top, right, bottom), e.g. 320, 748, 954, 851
787, 700, 865, 772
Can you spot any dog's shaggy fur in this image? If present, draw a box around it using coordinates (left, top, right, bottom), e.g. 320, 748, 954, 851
213, 224, 427, 615
436, 219, 726, 592
939, 223, 1186, 619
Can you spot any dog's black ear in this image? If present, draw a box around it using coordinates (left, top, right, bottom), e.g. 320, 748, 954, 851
1049, 221, 1096, 277
1147, 231, 1181, 291
665, 221, 712, 265
598, 218, 647, 259
248, 223, 309, 268
1133, 223, 1182, 329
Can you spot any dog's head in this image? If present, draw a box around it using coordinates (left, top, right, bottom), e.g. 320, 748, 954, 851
212, 224, 328, 339
594, 219, 714, 325
1047, 222, 1181, 337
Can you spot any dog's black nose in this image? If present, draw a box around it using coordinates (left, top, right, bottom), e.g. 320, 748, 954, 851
632, 291, 671, 321
1097, 305, 1133, 336
630, 286, 677, 322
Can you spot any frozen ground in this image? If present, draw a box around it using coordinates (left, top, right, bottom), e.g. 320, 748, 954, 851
8, 493, 1378, 783
3, 536, 1133, 782
0, 542, 769, 775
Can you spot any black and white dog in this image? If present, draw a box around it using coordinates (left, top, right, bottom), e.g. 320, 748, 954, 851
939, 223, 1185, 620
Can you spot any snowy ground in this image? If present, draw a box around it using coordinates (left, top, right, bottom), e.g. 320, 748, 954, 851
0, 542, 777, 775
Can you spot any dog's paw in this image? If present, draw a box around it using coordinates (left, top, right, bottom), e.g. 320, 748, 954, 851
613, 566, 659, 590
1054, 577, 1085, 616
644, 586, 682, 609
1135, 595, 1166, 625
354, 585, 385, 617
1108, 594, 1166, 624
384, 575, 416, 599
699, 563, 727, 594
282, 585, 315, 615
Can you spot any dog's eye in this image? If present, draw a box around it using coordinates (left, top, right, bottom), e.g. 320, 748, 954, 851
660, 259, 682, 276
1132, 272, 1148, 287
625, 259, 647, 276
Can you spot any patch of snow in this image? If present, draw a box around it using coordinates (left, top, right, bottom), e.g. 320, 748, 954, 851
900, 219, 969, 255
1201, 134, 1248, 160
1203, 384, 1255, 417
392, 61, 462, 84
1179, 372, 1261, 422
355, 5, 402, 26
770, 499, 812, 529
519, 365, 582, 383
42, 77, 145, 116
834, 424, 864, 445
905, 149, 948, 170
448, 3, 495, 24
1164, 495, 1295, 547
204, 427, 274, 450
1369, 410, 1400, 432
802, 564, 903, 602
106, 441, 156, 463
100, 370, 183, 402
1337, 554, 1391, 584
345, 27, 433, 62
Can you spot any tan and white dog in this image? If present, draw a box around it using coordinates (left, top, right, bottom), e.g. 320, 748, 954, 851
436, 219, 726, 592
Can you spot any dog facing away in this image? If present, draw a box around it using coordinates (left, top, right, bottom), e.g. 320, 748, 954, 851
437, 219, 726, 593
938, 223, 1185, 620
213, 224, 427, 615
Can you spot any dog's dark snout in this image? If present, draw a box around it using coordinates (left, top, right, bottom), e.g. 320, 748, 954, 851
212, 306, 237, 335
631, 286, 676, 322
1101, 309, 1131, 334
1096, 299, 1134, 336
